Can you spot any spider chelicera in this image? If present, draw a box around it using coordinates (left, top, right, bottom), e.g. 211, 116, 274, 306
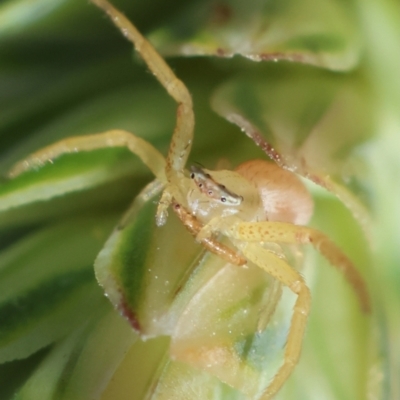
8, 0, 371, 398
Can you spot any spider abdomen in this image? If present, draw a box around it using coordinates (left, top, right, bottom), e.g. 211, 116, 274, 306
235, 159, 313, 225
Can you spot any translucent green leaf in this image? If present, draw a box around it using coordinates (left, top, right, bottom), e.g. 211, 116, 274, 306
152, 0, 362, 70
0, 149, 143, 212
92, 333, 244, 400
94, 194, 201, 336
0, 215, 116, 363
13, 303, 136, 400
95, 191, 300, 398
212, 64, 374, 236
101, 335, 171, 400
168, 261, 290, 398
147, 359, 246, 400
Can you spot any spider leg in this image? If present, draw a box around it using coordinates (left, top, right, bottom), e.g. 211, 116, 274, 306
8, 130, 167, 183
231, 221, 371, 313
195, 216, 223, 241
240, 243, 311, 400
90, 0, 195, 223
172, 203, 246, 266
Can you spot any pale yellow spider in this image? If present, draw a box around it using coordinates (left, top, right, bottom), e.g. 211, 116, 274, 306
8, 0, 371, 398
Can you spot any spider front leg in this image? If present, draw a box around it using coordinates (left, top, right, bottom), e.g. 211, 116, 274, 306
91, 0, 195, 224
195, 216, 226, 241
8, 130, 167, 183
240, 242, 312, 400
172, 203, 247, 266
195, 214, 251, 244
230, 221, 371, 313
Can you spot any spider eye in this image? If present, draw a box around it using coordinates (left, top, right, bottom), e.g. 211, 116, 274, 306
190, 173, 195, 179
198, 183, 203, 188
221, 197, 226, 203
208, 190, 213, 195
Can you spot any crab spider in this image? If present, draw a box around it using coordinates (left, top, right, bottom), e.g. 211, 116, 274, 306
8, 0, 371, 398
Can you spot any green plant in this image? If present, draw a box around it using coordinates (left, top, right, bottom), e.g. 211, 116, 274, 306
0, 0, 399, 399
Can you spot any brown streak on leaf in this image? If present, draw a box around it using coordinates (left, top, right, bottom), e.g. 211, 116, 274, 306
119, 299, 141, 332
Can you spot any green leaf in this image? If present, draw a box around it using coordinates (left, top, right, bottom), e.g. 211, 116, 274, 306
0, 79, 180, 230
94, 190, 298, 398
14, 304, 136, 400
1, 0, 398, 398
212, 64, 374, 236
168, 259, 290, 398
0, 215, 116, 363
146, 359, 246, 400
152, 0, 362, 70
0, 83, 175, 170
94, 194, 201, 336
0, 0, 67, 37
279, 195, 372, 400
0, 149, 143, 212
0, 348, 49, 400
